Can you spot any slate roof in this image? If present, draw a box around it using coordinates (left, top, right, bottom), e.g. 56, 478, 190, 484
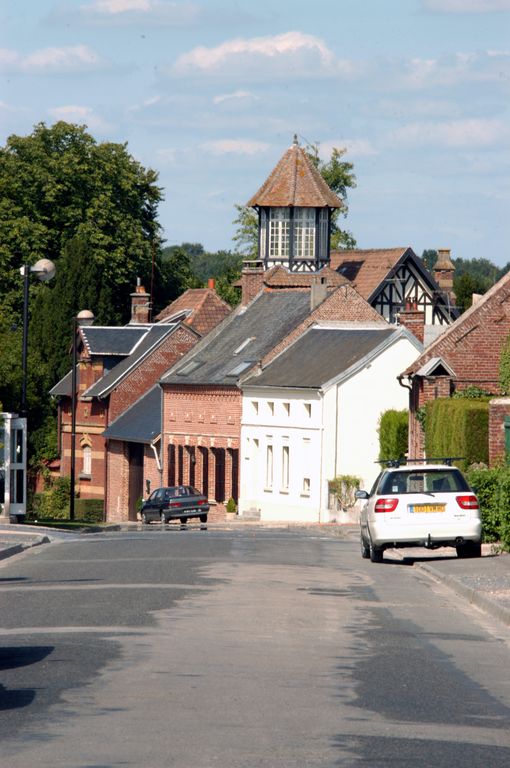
263, 265, 348, 289
103, 385, 161, 443
161, 290, 312, 386
49, 366, 78, 397
155, 287, 231, 334
80, 326, 149, 356
243, 326, 406, 389
246, 140, 342, 209
83, 324, 180, 398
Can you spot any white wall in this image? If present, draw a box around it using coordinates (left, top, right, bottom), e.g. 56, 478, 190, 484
335, 336, 418, 492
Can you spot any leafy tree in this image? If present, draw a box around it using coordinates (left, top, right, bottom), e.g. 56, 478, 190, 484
421, 249, 437, 272
0, 122, 165, 457
453, 273, 487, 314
232, 143, 357, 257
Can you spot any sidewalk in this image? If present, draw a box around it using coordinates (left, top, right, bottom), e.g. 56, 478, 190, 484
388, 543, 510, 627
0, 527, 51, 560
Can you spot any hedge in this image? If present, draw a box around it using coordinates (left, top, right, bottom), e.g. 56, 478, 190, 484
378, 409, 408, 462
466, 466, 510, 549
424, 397, 489, 470
31, 476, 104, 522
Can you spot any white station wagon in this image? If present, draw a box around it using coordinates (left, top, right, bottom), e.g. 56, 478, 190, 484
356, 463, 482, 563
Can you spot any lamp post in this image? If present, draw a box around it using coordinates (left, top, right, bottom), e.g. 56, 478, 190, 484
69, 310, 94, 522
20, 259, 56, 417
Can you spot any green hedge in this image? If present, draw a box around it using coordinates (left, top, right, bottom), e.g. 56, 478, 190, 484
466, 466, 510, 548
378, 409, 408, 462
424, 398, 489, 470
31, 476, 103, 522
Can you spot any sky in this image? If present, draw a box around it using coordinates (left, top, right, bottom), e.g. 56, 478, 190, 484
1, 0, 510, 266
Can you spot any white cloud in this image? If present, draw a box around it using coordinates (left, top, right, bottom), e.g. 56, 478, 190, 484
393, 118, 510, 148
77, 0, 200, 24
48, 105, 113, 132
424, 0, 510, 11
200, 139, 270, 156
213, 90, 253, 105
173, 31, 358, 79
398, 50, 510, 88
0, 45, 106, 74
320, 139, 377, 158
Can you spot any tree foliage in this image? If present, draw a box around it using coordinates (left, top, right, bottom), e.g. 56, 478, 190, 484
0, 122, 166, 457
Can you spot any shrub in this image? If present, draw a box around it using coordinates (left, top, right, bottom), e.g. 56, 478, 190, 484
378, 410, 408, 462
329, 475, 361, 510
31, 476, 71, 519
226, 497, 237, 515
425, 398, 489, 470
466, 466, 510, 548
74, 498, 104, 523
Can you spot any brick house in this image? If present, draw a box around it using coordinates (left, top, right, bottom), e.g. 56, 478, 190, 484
400, 269, 510, 462
50, 285, 231, 518
330, 247, 458, 342
155, 139, 392, 517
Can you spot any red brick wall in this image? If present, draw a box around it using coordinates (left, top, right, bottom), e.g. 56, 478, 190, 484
489, 398, 510, 467
108, 325, 198, 422
106, 440, 129, 521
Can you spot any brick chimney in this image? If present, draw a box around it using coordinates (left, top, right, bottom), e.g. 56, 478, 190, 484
311, 275, 328, 310
130, 278, 151, 324
241, 260, 265, 306
434, 248, 456, 303
398, 302, 425, 344
207, 278, 216, 291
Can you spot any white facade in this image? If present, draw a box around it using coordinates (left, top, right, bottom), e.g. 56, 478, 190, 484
239, 333, 420, 523
0, 412, 27, 521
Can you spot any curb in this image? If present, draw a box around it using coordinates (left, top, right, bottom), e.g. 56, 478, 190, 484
415, 560, 510, 628
0, 535, 50, 562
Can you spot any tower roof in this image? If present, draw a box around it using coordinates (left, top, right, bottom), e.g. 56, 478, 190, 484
246, 138, 343, 209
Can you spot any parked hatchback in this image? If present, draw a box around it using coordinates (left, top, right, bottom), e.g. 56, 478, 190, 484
140, 486, 209, 525
356, 463, 482, 562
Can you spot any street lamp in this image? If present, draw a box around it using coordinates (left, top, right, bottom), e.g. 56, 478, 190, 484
20, 259, 56, 417
70, 310, 94, 522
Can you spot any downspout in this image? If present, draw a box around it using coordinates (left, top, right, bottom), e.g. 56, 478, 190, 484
397, 373, 413, 391
319, 390, 326, 524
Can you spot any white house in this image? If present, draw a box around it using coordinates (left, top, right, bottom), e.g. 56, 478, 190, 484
239, 322, 422, 523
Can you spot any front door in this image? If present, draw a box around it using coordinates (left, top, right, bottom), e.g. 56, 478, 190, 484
128, 443, 144, 521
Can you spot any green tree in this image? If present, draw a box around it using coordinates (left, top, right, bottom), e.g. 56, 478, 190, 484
421, 249, 437, 272
232, 143, 357, 257
0, 122, 164, 457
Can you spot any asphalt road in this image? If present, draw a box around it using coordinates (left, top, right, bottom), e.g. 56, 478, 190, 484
1, 526, 510, 767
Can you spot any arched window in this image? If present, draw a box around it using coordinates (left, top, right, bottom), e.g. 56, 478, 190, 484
82, 445, 92, 477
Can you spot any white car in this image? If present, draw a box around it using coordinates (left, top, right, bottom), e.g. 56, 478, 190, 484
356, 463, 482, 562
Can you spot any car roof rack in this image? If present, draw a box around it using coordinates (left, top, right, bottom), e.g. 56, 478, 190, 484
377, 457, 464, 468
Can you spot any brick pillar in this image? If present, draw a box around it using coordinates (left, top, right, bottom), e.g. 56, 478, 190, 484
225, 449, 233, 502
195, 446, 204, 493
208, 448, 216, 502
398, 303, 425, 344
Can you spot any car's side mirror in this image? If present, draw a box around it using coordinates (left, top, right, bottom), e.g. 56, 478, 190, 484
355, 490, 369, 500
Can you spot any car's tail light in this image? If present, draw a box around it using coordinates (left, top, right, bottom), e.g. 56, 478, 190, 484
375, 498, 399, 513
198, 499, 207, 506
456, 495, 479, 510
168, 502, 181, 508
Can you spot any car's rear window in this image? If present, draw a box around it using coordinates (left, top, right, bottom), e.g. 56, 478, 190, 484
378, 469, 470, 495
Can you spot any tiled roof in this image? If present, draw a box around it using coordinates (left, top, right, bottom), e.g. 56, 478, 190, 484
263, 265, 348, 289
246, 140, 342, 209
103, 385, 161, 443
330, 248, 410, 299
243, 326, 406, 389
161, 290, 312, 386
155, 287, 231, 334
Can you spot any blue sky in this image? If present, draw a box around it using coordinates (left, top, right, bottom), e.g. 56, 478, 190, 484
1, 0, 510, 265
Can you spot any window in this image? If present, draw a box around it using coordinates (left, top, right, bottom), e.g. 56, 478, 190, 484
268, 401, 274, 416
281, 445, 289, 491
252, 400, 259, 416
265, 445, 273, 489
302, 477, 310, 496
269, 208, 290, 258
82, 445, 92, 477
304, 403, 312, 418
283, 402, 290, 417
233, 338, 255, 355
293, 208, 315, 259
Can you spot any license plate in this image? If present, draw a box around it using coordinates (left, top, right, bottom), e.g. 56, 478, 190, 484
409, 504, 446, 514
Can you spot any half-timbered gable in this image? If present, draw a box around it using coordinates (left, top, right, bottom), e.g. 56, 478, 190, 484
330, 247, 458, 332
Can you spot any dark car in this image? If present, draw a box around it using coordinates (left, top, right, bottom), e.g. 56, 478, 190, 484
140, 486, 209, 525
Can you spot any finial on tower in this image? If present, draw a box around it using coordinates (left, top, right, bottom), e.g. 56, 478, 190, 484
293, 134, 299, 146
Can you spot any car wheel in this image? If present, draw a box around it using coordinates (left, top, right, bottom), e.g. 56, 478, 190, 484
141, 512, 149, 525
180, 517, 187, 525
200, 514, 208, 524
160, 511, 166, 525
369, 540, 384, 563
457, 541, 482, 558
360, 534, 370, 559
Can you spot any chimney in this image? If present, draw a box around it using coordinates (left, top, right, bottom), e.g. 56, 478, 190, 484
208, 278, 216, 291
130, 277, 151, 324
434, 248, 456, 303
398, 301, 425, 344
310, 275, 328, 310
241, 260, 265, 306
